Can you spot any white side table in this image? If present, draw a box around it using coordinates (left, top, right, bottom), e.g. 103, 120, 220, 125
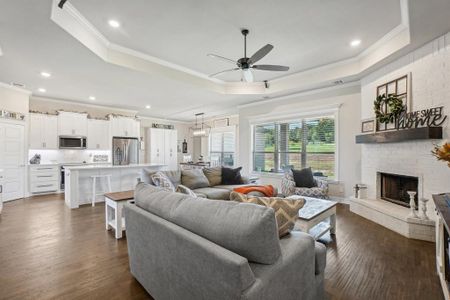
105, 190, 134, 239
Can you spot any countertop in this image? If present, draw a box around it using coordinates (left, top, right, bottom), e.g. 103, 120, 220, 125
29, 162, 110, 167
63, 163, 165, 170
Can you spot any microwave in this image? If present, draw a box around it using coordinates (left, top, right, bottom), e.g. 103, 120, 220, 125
59, 136, 87, 149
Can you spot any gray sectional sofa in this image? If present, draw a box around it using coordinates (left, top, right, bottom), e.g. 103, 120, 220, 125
124, 183, 326, 300
146, 167, 255, 200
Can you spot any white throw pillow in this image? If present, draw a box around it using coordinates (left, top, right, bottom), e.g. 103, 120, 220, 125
151, 171, 176, 192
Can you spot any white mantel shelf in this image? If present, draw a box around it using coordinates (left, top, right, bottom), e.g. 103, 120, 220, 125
350, 197, 435, 242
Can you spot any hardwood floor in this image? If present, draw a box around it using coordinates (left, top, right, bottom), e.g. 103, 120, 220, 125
0, 194, 443, 300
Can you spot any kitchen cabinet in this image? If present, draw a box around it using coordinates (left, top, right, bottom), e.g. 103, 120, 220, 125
29, 165, 59, 194
58, 111, 88, 136
146, 128, 178, 170
29, 113, 58, 149
87, 119, 110, 150
110, 117, 140, 138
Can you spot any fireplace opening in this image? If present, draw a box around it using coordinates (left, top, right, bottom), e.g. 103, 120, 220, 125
379, 172, 418, 209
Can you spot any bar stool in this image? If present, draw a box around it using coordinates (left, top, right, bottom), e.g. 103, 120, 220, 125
91, 174, 112, 207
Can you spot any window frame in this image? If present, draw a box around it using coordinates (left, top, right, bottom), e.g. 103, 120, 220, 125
209, 125, 237, 167
250, 109, 339, 180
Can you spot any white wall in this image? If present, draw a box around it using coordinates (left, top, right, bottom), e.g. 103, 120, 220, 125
238, 85, 361, 197
360, 32, 450, 214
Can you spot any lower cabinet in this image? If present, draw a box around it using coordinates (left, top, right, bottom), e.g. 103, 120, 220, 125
29, 165, 60, 194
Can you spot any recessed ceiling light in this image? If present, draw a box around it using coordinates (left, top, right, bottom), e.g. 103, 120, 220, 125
108, 20, 120, 28
145, 105, 151, 109
38, 88, 46, 93
89, 96, 96, 100
40, 71, 51, 78
350, 39, 361, 47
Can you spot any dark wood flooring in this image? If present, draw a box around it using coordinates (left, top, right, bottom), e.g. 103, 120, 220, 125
0, 194, 443, 300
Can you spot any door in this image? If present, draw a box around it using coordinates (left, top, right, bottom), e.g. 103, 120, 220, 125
43, 115, 57, 149
29, 114, 43, 149
88, 119, 110, 149
165, 130, 178, 170
0, 123, 25, 201
149, 128, 164, 164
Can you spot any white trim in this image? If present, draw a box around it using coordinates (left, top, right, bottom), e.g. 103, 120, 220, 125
51, 0, 412, 97
248, 103, 342, 125
0, 82, 32, 95
31, 96, 138, 114
249, 109, 340, 180
239, 81, 359, 109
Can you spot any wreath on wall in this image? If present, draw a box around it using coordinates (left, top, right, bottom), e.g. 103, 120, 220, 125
373, 94, 404, 124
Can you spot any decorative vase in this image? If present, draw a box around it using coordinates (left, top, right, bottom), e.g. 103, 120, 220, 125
420, 198, 429, 220
407, 191, 418, 218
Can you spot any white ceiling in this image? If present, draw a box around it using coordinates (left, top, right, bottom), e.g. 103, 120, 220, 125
72, 0, 401, 82
0, 0, 449, 121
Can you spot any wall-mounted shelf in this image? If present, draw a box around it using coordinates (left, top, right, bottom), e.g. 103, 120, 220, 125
355, 127, 442, 144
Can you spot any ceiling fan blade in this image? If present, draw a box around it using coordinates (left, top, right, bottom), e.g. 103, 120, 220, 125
253, 64, 289, 71
242, 69, 254, 82
249, 44, 273, 64
207, 53, 237, 65
209, 68, 240, 78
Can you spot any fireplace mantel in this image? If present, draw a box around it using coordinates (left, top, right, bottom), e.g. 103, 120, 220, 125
355, 127, 442, 144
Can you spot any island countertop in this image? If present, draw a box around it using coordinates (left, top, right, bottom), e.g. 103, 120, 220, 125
63, 163, 165, 170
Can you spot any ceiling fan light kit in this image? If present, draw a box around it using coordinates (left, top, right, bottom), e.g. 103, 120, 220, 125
208, 29, 289, 83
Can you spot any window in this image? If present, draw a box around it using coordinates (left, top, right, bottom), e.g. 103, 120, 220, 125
253, 116, 336, 178
209, 128, 236, 167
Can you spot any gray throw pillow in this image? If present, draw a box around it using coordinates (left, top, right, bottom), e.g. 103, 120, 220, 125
202, 166, 222, 186
181, 169, 210, 189
151, 171, 176, 192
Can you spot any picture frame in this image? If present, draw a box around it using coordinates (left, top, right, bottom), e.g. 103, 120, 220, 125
361, 118, 375, 133
375, 73, 411, 132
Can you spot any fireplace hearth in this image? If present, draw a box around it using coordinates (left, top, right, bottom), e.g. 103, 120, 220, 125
378, 172, 418, 209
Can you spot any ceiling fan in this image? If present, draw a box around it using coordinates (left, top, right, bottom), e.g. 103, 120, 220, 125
208, 29, 289, 83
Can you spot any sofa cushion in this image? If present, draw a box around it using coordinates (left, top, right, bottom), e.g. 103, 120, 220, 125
230, 192, 305, 237
292, 167, 316, 188
146, 169, 182, 186
181, 169, 210, 189
192, 187, 230, 200
134, 182, 282, 264
203, 166, 222, 186
151, 171, 176, 192
176, 184, 197, 197
221, 167, 243, 185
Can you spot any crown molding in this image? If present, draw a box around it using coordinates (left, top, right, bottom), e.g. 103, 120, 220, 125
0, 81, 32, 95
31, 96, 139, 114
51, 0, 410, 96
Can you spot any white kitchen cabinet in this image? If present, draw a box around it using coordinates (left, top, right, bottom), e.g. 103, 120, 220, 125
58, 111, 88, 136
146, 128, 178, 170
29, 165, 59, 194
87, 119, 110, 150
110, 117, 140, 138
29, 113, 58, 149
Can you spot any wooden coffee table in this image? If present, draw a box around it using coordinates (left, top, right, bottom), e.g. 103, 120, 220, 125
105, 190, 134, 239
288, 196, 337, 240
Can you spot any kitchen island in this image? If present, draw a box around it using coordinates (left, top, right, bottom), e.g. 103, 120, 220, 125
64, 163, 164, 209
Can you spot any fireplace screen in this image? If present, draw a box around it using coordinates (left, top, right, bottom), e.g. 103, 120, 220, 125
379, 172, 418, 209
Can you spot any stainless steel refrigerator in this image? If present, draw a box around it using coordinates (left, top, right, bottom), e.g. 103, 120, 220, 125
112, 137, 139, 165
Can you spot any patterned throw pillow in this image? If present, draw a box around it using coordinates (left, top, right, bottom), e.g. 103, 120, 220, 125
151, 171, 176, 192
176, 184, 197, 197
230, 192, 305, 237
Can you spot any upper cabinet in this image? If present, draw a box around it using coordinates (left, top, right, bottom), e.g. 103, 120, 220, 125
87, 119, 110, 150
110, 117, 140, 138
58, 112, 88, 136
29, 113, 58, 149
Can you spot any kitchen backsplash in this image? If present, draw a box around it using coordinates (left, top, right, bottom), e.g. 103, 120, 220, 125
28, 149, 111, 164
